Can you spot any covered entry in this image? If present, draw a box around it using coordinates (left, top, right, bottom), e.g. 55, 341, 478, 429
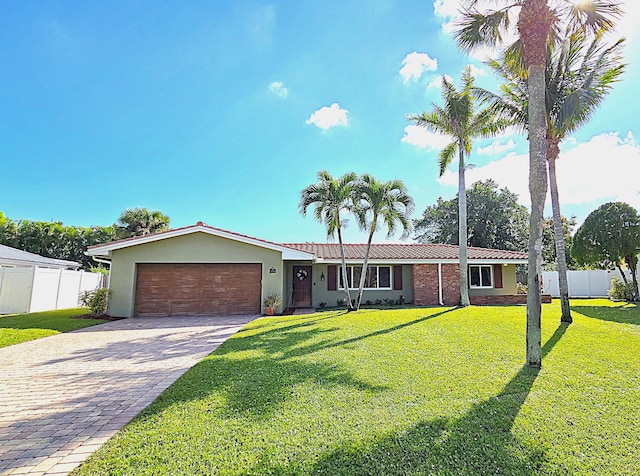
134, 263, 262, 316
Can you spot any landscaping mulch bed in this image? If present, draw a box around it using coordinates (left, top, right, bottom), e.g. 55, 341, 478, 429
71, 314, 126, 321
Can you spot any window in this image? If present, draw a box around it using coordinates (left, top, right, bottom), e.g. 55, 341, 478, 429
469, 265, 493, 288
339, 266, 392, 289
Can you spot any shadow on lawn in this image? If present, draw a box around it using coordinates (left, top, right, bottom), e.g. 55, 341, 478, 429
254, 323, 570, 475
143, 308, 452, 421
571, 304, 639, 325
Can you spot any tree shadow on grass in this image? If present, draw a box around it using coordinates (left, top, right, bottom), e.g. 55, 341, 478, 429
255, 323, 570, 475
571, 303, 639, 325
141, 309, 454, 422
144, 313, 385, 420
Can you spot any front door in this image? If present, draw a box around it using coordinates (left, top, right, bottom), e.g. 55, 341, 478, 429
292, 265, 312, 306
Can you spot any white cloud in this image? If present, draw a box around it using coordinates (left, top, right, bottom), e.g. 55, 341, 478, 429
269, 81, 288, 99
306, 103, 349, 130
401, 125, 451, 150
556, 132, 640, 210
399, 51, 438, 83
433, 0, 460, 33
427, 74, 453, 90
467, 64, 486, 77
439, 132, 640, 214
477, 139, 516, 155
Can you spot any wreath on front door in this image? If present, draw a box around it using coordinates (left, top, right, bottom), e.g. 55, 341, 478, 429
296, 268, 308, 280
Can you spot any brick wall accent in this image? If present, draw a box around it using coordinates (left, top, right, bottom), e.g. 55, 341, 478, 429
441, 264, 460, 306
413, 264, 439, 305
413, 264, 461, 306
470, 294, 552, 305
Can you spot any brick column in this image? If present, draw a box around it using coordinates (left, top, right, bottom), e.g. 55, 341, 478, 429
413, 264, 440, 305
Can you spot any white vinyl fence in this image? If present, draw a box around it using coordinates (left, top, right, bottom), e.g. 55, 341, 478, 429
0, 267, 103, 314
542, 269, 638, 298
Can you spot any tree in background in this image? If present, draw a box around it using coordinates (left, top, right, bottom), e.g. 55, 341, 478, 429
353, 174, 414, 310
455, 0, 622, 367
477, 30, 625, 323
414, 180, 529, 252
572, 202, 640, 301
0, 208, 174, 269
542, 216, 576, 271
117, 208, 170, 238
409, 67, 508, 307
299, 171, 359, 311
0, 215, 118, 270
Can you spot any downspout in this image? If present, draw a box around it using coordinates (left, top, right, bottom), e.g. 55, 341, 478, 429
438, 262, 444, 306
90, 256, 112, 288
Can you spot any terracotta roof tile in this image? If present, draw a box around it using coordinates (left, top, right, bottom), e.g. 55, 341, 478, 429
282, 243, 528, 261
86, 222, 527, 262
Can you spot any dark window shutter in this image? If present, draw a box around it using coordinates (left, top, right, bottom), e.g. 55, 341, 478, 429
327, 265, 337, 291
493, 264, 503, 288
393, 265, 403, 290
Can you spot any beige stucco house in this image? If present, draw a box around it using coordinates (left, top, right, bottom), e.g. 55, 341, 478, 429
86, 222, 529, 317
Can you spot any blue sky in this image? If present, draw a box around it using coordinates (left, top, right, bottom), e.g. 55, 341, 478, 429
1, 1, 639, 244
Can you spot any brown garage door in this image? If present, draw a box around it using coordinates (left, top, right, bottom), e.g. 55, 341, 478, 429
134, 263, 262, 317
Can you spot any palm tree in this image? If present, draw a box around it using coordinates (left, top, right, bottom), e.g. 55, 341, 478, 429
117, 208, 170, 238
455, 0, 622, 368
353, 174, 414, 310
299, 171, 358, 310
478, 31, 625, 324
409, 66, 508, 307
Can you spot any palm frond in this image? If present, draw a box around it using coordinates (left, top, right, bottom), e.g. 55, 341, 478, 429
439, 142, 458, 177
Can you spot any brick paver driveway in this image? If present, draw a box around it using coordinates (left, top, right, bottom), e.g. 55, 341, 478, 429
0, 315, 257, 475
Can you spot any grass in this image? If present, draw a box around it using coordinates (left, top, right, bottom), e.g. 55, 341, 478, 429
74, 299, 640, 475
0, 308, 108, 348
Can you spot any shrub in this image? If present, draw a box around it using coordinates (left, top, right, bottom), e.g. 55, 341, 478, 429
608, 276, 632, 301
264, 292, 282, 308
79, 288, 112, 316
516, 282, 527, 295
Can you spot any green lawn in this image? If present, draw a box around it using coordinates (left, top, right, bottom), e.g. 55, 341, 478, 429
0, 308, 107, 348
74, 300, 639, 475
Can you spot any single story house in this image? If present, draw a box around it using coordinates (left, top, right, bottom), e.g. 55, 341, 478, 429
0, 243, 81, 270
86, 222, 530, 318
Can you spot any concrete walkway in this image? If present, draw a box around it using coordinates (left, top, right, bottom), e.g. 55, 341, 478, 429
0, 315, 257, 476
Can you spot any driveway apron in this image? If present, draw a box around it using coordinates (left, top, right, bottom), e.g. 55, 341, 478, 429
0, 315, 256, 475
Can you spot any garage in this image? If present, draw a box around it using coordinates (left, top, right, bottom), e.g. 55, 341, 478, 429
134, 263, 262, 317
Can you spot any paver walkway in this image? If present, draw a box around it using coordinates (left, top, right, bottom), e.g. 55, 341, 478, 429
0, 315, 256, 475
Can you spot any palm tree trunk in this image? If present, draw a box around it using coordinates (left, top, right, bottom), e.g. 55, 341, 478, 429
525, 62, 547, 369
355, 225, 376, 310
458, 149, 470, 307
520, 0, 552, 369
547, 145, 572, 323
337, 226, 353, 310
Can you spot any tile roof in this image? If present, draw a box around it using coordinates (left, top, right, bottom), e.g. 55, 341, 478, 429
0, 243, 80, 268
87, 222, 290, 252
282, 243, 528, 261
85, 222, 527, 263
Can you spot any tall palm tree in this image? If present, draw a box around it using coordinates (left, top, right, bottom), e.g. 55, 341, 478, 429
299, 170, 358, 310
455, 0, 622, 368
409, 66, 507, 307
353, 174, 414, 310
478, 31, 625, 324
117, 208, 170, 238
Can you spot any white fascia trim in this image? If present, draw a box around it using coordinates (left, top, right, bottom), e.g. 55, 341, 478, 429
0, 258, 78, 269
320, 259, 460, 265
282, 249, 315, 260
86, 226, 315, 261
318, 259, 527, 265
467, 259, 528, 265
